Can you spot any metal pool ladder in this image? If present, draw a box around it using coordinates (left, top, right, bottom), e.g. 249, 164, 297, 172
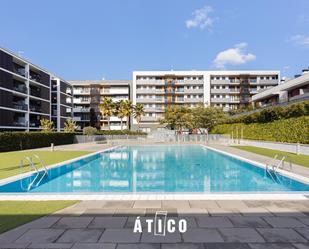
20, 155, 48, 191
265, 155, 286, 183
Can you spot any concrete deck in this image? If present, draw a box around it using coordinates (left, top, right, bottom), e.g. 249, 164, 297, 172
1, 200, 309, 248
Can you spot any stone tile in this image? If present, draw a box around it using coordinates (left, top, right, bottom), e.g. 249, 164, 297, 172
82, 209, 115, 216
0, 244, 29, 248
22, 217, 60, 229
15, 229, 65, 244
125, 216, 154, 228
208, 208, 242, 217
229, 217, 270, 228
189, 201, 219, 209
0, 226, 29, 243
205, 243, 251, 249
263, 217, 307, 228
88, 217, 127, 228
162, 201, 190, 209
239, 207, 274, 217
177, 208, 209, 217
295, 228, 309, 240
162, 244, 205, 249
114, 208, 146, 217
56, 229, 102, 243
133, 201, 161, 209
27, 243, 73, 248
102, 201, 134, 209
249, 243, 296, 249
293, 243, 309, 249
297, 217, 309, 226
196, 217, 233, 228
117, 244, 160, 249
145, 208, 178, 217
257, 228, 307, 243
182, 228, 224, 243
244, 201, 276, 208
99, 229, 140, 243
219, 228, 265, 243
71, 243, 116, 249
266, 206, 305, 217
74, 201, 107, 209
53, 217, 93, 228
140, 231, 181, 243
216, 200, 248, 209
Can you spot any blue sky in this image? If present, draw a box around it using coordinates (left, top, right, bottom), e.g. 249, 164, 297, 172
1, 0, 309, 80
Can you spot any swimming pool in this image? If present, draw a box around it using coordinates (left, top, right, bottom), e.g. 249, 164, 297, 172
1, 145, 309, 193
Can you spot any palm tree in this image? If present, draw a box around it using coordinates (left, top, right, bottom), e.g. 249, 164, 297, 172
133, 103, 145, 131
115, 100, 127, 130
99, 97, 113, 130
123, 100, 133, 130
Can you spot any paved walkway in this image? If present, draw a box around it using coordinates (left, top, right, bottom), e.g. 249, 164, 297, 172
1, 200, 309, 248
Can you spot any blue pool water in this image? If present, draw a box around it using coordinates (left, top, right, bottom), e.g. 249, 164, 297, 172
1, 145, 309, 193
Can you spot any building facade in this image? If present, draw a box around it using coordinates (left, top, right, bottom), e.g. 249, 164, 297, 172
132, 70, 280, 132
252, 69, 309, 108
0, 47, 73, 131
69, 80, 130, 130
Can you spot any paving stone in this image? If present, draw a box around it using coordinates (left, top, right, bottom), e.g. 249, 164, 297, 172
56, 229, 102, 243
102, 201, 134, 209
228, 217, 270, 228
216, 200, 248, 209
0, 226, 29, 243
14, 229, 65, 244
177, 208, 209, 217
145, 208, 177, 216
71, 243, 116, 249
295, 228, 309, 240
249, 243, 296, 249
99, 229, 140, 243
161, 244, 205, 249
189, 201, 219, 209
196, 217, 233, 228
114, 208, 146, 217
117, 244, 160, 249
205, 243, 251, 249
22, 217, 60, 229
257, 228, 307, 243
293, 243, 309, 249
208, 208, 242, 217
297, 217, 309, 226
27, 243, 73, 248
263, 217, 307, 228
140, 231, 181, 243
219, 228, 265, 243
74, 201, 107, 209
182, 228, 224, 243
0, 244, 29, 248
162, 201, 190, 209
244, 201, 276, 208
133, 201, 162, 209
88, 217, 127, 228
53, 217, 93, 228
238, 207, 274, 217
82, 209, 115, 216
266, 206, 305, 217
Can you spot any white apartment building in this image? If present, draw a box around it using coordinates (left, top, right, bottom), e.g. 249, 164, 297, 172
132, 70, 280, 131
69, 80, 130, 130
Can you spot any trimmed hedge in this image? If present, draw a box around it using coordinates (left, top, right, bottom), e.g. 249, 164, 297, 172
95, 130, 147, 135
226, 100, 309, 124
211, 116, 309, 144
0, 132, 75, 152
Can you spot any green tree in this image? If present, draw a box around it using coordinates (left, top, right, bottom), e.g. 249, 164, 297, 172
123, 100, 133, 129
39, 118, 54, 133
99, 97, 113, 130
114, 100, 127, 130
133, 103, 145, 131
64, 119, 76, 133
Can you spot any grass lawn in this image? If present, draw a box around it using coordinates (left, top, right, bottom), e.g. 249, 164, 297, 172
0, 201, 78, 234
0, 150, 91, 180
233, 146, 309, 167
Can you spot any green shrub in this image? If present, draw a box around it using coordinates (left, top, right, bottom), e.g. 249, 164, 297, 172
227, 100, 309, 124
211, 116, 309, 144
0, 132, 75, 152
82, 126, 97, 136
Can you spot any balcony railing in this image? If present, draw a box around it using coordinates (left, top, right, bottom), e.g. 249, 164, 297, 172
30, 106, 42, 113
13, 103, 28, 111
29, 73, 41, 83
30, 89, 41, 97
13, 84, 27, 94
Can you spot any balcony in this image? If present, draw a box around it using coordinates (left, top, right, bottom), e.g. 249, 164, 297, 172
66, 88, 72, 95
184, 98, 203, 103
258, 79, 278, 85
73, 89, 90, 95
13, 63, 26, 77
13, 102, 28, 111
30, 88, 41, 97
73, 107, 90, 113
141, 116, 158, 122
211, 79, 230, 85
13, 120, 27, 127
289, 92, 309, 102
211, 98, 233, 103
29, 72, 41, 83
137, 98, 164, 103
29, 105, 42, 113
211, 88, 231, 94
13, 84, 27, 94
136, 80, 165, 85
